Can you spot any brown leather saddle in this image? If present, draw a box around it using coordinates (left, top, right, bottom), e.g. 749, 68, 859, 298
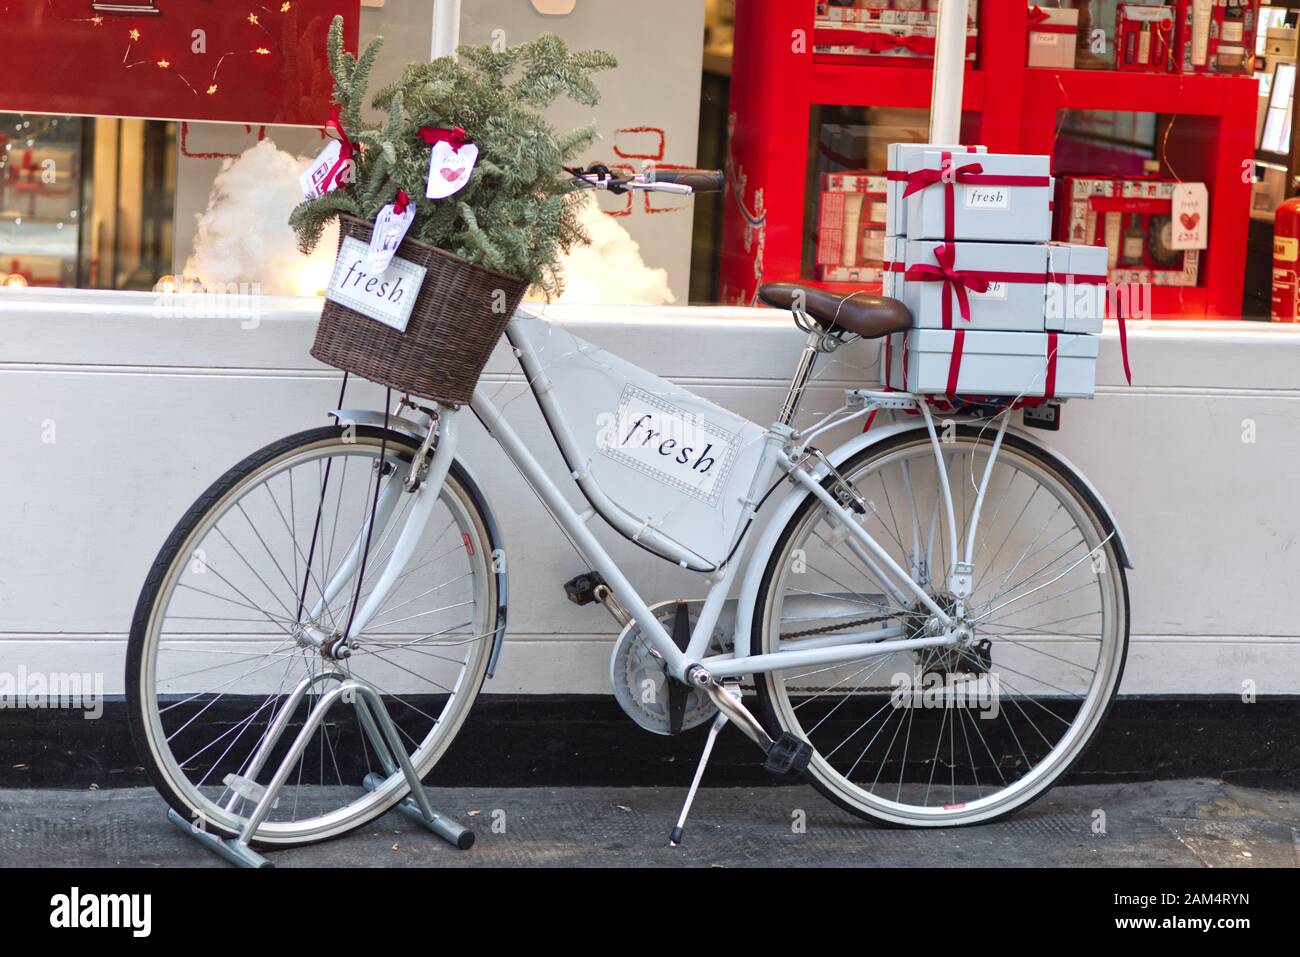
758, 282, 912, 339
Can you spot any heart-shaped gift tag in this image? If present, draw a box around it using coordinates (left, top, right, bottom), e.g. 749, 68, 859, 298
425, 140, 478, 200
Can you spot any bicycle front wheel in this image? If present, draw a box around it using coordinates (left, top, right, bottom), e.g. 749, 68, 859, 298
751, 425, 1128, 827
126, 424, 499, 847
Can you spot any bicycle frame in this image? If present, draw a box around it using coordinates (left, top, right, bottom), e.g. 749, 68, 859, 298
329, 313, 1017, 686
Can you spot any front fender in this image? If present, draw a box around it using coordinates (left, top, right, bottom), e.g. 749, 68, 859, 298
731, 420, 1132, 662
332, 408, 509, 678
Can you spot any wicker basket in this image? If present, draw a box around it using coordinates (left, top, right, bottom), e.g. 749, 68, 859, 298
311, 215, 529, 406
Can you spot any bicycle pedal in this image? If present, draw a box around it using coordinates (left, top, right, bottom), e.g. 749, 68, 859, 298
563, 571, 606, 606
763, 732, 813, 777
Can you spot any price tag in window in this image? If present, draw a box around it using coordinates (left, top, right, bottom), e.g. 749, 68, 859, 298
1170, 183, 1208, 250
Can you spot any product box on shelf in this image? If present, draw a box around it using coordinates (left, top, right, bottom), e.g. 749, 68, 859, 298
1115, 4, 1175, 72
1171, 0, 1258, 74
885, 142, 987, 237
812, 20, 979, 62
884, 237, 1051, 332
814, 0, 978, 25
816, 171, 888, 280
902, 149, 1053, 242
882, 328, 1100, 398
1057, 175, 1202, 286
1027, 5, 1079, 68
1045, 242, 1108, 334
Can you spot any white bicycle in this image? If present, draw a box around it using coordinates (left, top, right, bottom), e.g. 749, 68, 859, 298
127, 167, 1130, 862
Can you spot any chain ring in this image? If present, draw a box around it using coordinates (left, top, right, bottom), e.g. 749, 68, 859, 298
610, 601, 729, 735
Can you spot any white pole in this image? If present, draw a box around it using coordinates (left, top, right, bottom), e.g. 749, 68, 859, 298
431, 0, 462, 59
928, 0, 971, 144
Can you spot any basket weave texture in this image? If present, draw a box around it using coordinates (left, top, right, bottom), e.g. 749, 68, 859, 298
311, 215, 528, 406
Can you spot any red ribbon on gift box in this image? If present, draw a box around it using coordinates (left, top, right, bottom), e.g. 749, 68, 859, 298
903, 150, 1052, 240
322, 105, 356, 192
903, 242, 1044, 329
1027, 6, 1078, 34
1048, 270, 1133, 385
943, 331, 1059, 400
885, 146, 979, 183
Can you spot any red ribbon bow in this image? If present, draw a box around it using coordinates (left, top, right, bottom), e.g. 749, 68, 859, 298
1027, 6, 1078, 33
856, 32, 936, 55
419, 125, 471, 150
903, 242, 990, 328
901, 159, 985, 199
392, 189, 410, 214
322, 105, 356, 192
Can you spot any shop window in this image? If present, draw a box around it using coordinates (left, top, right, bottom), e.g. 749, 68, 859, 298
804, 106, 982, 290
0, 113, 176, 291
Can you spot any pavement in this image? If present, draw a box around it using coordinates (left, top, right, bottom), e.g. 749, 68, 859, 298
1, 778, 1297, 868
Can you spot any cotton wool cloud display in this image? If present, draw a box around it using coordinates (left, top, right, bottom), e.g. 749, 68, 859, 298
183, 140, 338, 297
539, 192, 675, 306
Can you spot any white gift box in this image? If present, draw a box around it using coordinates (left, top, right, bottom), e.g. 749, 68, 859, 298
1027, 6, 1078, 68
886, 142, 987, 237
1045, 243, 1108, 334
903, 150, 1053, 243
884, 237, 1050, 332
882, 328, 1099, 399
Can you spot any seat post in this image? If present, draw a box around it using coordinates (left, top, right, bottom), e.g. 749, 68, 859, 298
778, 321, 825, 426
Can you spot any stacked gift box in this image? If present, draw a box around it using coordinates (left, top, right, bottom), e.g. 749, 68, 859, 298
813, 0, 978, 64
1056, 175, 1201, 286
816, 171, 888, 283
880, 143, 1112, 400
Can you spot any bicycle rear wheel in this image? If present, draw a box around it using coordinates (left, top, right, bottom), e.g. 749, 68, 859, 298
751, 425, 1128, 827
126, 424, 499, 846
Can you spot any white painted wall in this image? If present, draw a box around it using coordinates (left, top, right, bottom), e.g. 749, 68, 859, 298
1, 288, 1298, 696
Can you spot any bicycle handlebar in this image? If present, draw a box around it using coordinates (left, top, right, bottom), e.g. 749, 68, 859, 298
567, 165, 725, 195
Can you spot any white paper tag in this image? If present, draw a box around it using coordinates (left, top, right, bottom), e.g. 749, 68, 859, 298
1170, 183, 1208, 250
426, 141, 479, 200
325, 236, 426, 333
300, 139, 346, 199
366, 202, 416, 274
963, 185, 1010, 210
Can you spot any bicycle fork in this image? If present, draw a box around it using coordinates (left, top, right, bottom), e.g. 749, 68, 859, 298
305, 405, 460, 653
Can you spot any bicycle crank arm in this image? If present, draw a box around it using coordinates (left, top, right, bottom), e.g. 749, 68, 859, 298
690, 666, 772, 749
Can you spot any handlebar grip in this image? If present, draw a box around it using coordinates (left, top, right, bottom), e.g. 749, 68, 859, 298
647, 169, 725, 192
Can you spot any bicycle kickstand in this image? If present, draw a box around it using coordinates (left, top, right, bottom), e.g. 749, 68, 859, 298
668, 711, 729, 847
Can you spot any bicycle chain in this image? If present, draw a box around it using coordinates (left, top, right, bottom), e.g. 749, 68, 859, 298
779, 613, 897, 641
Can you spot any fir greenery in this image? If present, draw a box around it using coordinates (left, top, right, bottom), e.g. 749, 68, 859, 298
290, 16, 616, 295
